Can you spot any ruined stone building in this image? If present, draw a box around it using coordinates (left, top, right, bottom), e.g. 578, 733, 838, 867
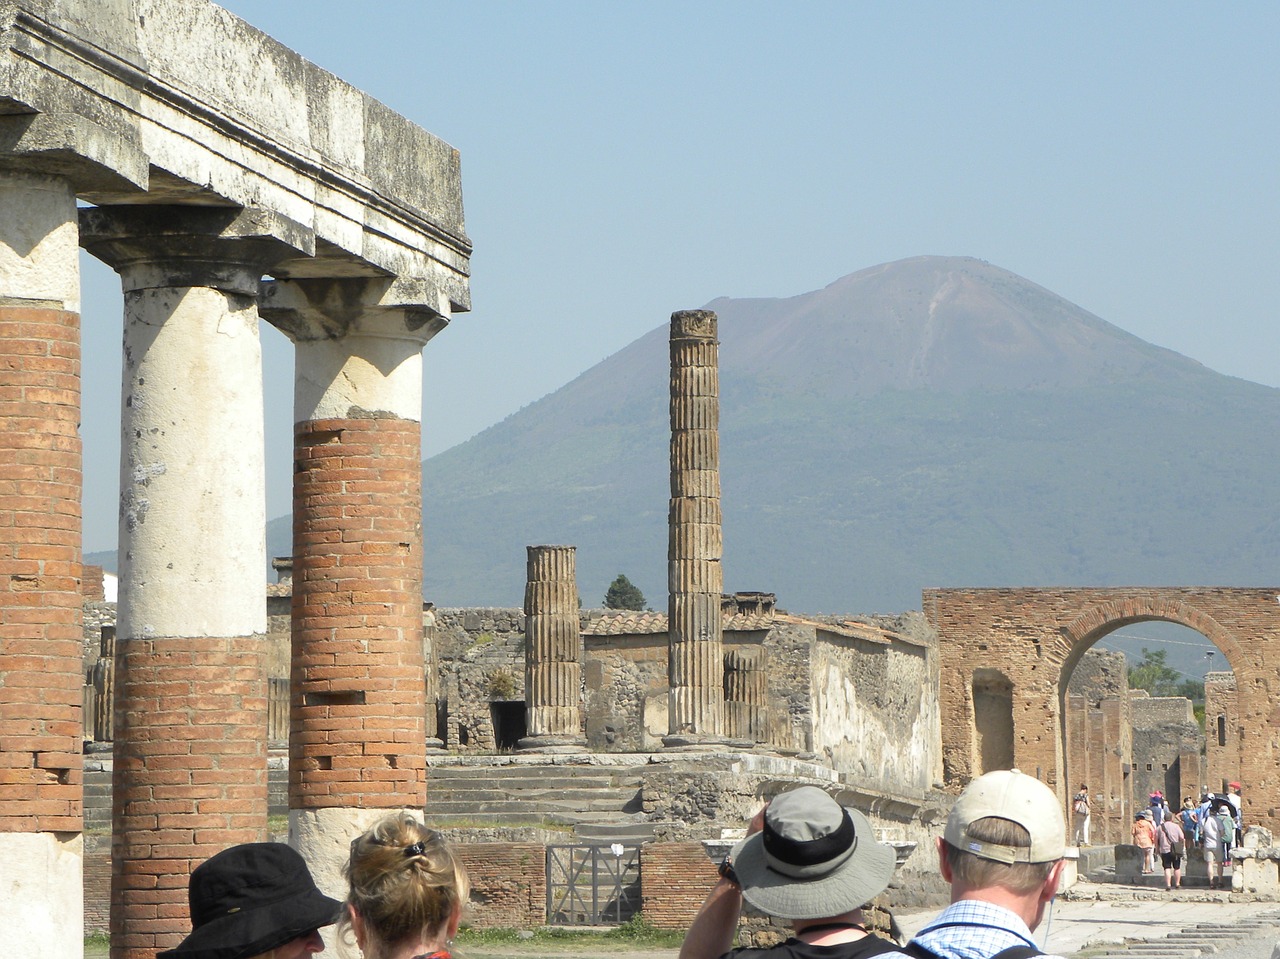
6, 3, 1280, 956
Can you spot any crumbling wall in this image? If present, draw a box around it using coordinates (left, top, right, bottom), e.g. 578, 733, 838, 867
583, 633, 668, 751
809, 628, 937, 795
435, 608, 526, 750
1131, 695, 1200, 803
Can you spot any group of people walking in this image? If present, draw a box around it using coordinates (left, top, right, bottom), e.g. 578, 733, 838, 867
1127, 785, 1243, 890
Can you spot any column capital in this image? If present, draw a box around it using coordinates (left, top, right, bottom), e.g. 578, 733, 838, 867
79, 205, 313, 296
0, 112, 148, 195
258, 276, 450, 346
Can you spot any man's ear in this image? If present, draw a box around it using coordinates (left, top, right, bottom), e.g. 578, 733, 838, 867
936, 836, 954, 883
1040, 859, 1067, 902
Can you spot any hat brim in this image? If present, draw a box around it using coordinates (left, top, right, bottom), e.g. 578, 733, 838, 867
731, 806, 896, 920
156, 887, 342, 959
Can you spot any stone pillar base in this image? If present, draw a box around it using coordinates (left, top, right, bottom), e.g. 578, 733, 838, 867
425, 737, 447, 754
661, 734, 741, 751
517, 735, 588, 753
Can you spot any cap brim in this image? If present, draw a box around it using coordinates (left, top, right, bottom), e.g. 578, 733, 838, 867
157, 888, 342, 959
731, 806, 895, 920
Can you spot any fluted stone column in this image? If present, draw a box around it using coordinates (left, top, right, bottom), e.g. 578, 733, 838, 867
81, 206, 308, 959
520, 545, 585, 751
259, 277, 446, 906
0, 168, 85, 959
724, 646, 767, 743
666, 309, 726, 747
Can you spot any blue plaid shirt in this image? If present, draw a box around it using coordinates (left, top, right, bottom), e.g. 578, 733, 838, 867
906, 899, 1065, 959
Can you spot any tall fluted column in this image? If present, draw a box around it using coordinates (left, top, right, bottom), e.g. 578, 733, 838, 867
81, 206, 308, 959
665, 309, 725, 746
724, 646, 767, 743
259, 277, 446, 905
0, 169, 85, 959
520, 545, 585, 751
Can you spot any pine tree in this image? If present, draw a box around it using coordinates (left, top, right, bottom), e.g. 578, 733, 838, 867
603, 574, 646, 611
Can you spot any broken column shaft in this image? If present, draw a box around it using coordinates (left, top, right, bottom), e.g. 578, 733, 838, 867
520, 545, 585, 751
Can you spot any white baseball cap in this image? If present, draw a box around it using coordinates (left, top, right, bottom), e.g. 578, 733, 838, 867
945, 769, 1066, 865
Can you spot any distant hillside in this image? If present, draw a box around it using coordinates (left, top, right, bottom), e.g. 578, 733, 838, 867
244, 255, 1279, 612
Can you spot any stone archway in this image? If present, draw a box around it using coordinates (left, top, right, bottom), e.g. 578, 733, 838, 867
924, 587, 1280, 833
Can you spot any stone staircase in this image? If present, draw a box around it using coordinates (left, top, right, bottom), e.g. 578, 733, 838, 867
424, 762, 648, 836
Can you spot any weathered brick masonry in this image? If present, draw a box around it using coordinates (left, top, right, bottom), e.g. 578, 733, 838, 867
0, 304, 83, 833
291, 416, 427, 809
454, 842, 547, 928
927, 587, 1280, 831
641, 842, 719, 929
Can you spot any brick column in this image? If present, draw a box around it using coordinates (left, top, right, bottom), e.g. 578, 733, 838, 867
519, 545, 585, 751
666, 309, 725, 746
259, 277, 446, 902
80, 206, 307, 959
0, 169, 85, 959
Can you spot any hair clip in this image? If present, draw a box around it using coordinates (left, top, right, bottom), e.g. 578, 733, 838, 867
405, 841, 426, 857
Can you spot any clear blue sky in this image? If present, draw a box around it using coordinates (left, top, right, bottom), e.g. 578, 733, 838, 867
78, 2, 1280, 553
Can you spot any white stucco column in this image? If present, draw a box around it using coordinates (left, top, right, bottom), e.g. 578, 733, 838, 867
0, 169, 85, 959
80, 205, 309, 959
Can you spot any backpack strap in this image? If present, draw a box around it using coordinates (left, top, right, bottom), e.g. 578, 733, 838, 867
904, 934, 1041, 959
989, 948, 1043, 959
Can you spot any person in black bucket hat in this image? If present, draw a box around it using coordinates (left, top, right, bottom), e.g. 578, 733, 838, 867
679, 785, 901, 959
157, 842, 342, 959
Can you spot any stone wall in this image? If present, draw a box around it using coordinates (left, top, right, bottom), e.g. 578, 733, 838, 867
1130, 695, 1200, 804
583, 632, 669, 751
1205, 671, 1241, 793
810, 626, 936, 793
433, 607, 527, 750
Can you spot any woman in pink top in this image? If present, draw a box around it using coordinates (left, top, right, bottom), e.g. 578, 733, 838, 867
1132, 810, 1156, 874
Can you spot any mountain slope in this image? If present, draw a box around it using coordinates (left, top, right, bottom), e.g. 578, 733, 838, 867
262, 255, 1278, 612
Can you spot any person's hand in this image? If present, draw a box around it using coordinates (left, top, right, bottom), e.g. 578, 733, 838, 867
746, 803, 767, 836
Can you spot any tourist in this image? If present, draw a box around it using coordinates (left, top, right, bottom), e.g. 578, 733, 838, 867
902, 769, 1068, 959
340, 813, 469, 959
158, 842, 341, 959
1071, 784, 1090, 846
1178, 798, 1198, 844
679, 785, 901, 959
1131, 811, 1156, 875
1147, 792, 1166, 827
1199, 800, 1228, 889
1226, 782, 1244, 843
1155, 814, 1185, 891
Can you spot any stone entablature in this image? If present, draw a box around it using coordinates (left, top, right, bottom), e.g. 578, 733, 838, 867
1, 0, 470, 308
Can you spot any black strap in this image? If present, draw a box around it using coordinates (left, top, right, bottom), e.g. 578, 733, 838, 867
903, 937, 1042, 959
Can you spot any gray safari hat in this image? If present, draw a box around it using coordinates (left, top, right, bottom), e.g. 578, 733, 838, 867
730, 786, 896, 920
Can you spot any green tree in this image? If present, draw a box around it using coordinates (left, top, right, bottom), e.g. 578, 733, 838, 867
603, 574, 646, 611
1127, 647, 1182, 697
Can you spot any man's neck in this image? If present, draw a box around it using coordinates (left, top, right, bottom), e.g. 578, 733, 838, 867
950, 886, 1042, 932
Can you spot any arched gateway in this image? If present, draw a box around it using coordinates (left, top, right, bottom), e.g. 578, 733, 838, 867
924, 588, 1280, 832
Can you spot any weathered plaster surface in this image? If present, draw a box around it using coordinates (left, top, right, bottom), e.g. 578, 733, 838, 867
0, 172, 79, 307
117, 286, 267, 639
0, 832, 83, 959
294, 334, 424, 422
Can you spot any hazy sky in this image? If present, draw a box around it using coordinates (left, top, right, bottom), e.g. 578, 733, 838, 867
78, 2, 1280, 552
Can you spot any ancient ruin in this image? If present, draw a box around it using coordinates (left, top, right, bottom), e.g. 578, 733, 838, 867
4, 2, 1278, 956
1, 2, 468, 956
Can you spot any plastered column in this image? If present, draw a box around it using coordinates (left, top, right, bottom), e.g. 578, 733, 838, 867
666, 309, 725, 746
520, 545, 585, 751
0, 170, 85, 959
260, 277, 445, 902
81, 206, 307, 959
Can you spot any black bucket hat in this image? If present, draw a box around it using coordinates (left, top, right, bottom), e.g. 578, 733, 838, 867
157, 843, 342, 959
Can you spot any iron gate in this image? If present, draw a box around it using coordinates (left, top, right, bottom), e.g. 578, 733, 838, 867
546, 843, 641, 925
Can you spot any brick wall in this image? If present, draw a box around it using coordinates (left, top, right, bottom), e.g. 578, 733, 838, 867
640, 842, 716, 929
926, 587, 1280, 832
0, 304, 83, 834
456, 842, 546, 928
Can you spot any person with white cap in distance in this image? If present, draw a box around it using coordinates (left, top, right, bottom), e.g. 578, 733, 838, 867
901, 769, 1068, 959
679, 785, 902, 959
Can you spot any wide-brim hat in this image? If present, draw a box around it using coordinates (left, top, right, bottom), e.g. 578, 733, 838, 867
731, 786, 895, 921
157, 843, 342, 959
